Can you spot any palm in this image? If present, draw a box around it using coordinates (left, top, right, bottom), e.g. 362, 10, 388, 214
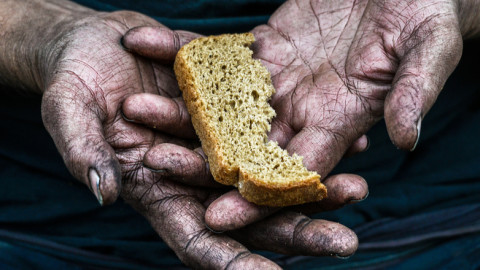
252, 0, 462, 176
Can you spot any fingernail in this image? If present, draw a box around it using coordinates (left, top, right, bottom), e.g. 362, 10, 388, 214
363, 136, 370, 152
120, 110, 136, 123
143, 163, 168, 174
349, 191, 369, 203
204, 223, 224, 234
335, 254, 352, 259
410, 118, 422, 151
120, 36, 131, 52
193, 148, 208, 161
88, 168, 103, 206
193, 148, 211, 173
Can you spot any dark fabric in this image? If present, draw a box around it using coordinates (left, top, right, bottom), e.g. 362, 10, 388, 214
73, 0, 284, 35
0, 0, 479, 268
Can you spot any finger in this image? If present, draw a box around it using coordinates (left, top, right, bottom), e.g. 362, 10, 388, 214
151, 63, 182, 98
231, 211, 358, 258
368, 9, 463, 150
41, 85, 121, 205
286, 126, 352, 176
133, 178, 280, 269
282, 67, 378, 175
205, 190, 280, 232
294, 173, 368, 214
122, 93, 196, 139
344, 134, 369, 158
206, 174, 367, 231
122, 26, 202, 62
143, 143, 219, 187
385, 25, 462, 150
268, 117, 296, 149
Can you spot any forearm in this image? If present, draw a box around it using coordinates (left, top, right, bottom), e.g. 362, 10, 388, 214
0, 0, 95, 93
457, 0, 480, 39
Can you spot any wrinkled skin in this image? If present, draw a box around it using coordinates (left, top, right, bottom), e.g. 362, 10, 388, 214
40, 9, 364, 269
41, 10, 280, 268
214, 0, 464, 229
253, 0, 462, 173
41, 11, 201, 205
124, 0, 465, 233
2, 0, 478, 268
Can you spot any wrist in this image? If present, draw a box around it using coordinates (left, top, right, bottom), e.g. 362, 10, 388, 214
0, 0, 97, 94
456, 0, 480, 39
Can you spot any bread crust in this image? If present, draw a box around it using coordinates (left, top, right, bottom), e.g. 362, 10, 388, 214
239, 171, 327, 207
175, 39, 238, 185
174, 33, 327, 206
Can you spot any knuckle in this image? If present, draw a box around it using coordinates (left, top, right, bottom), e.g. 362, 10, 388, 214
62, 134, 113, 176
107, 10, 157, 26
172, 98, 190, 125
224, 251, 252, 270
172, 30, 181, 51
390, 75, 421, 115
109, 10, 139, 18
292, 216, 313, 248
182, 228, 210, 254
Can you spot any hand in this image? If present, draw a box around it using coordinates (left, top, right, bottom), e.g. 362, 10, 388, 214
35, 8, 280, 268
39, 11, 201, 204
200, 0, 468, 231
251, 0, 464, 174
122, 24, 370, 261
197, 0, 468, 232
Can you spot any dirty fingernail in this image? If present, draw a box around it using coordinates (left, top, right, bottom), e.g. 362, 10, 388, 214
335, 254, 352, 259
142, 163, 168, 174
120, 110, 136, 123
410, 118, 422, 151
349, 191, 369, 203
88, 168, 103, 206
194, 147, 207, 160
364, 136, 370, 152
205, 223, 224, 234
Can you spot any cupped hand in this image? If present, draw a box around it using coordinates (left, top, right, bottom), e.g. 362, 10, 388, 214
200, 0, 464, 232
253, 0, 462, 174
210, 0, 462, 231
198, 0, 464, 233
40, 11, 201, 204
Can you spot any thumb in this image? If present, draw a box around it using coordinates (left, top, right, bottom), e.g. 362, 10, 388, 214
385, 22, 463, 150
121, 26, 202, 62
122, 93, 196, 139
41, 82, 121, 205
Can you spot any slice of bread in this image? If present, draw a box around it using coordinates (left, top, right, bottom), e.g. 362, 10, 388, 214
174, 33, 327, 206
